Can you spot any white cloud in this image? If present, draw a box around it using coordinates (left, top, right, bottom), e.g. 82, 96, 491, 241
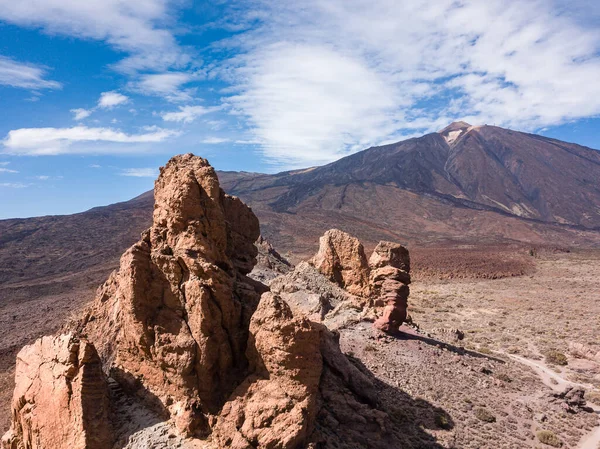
161, 105, 220, 123
0, 55, 61, 90
0, 0, 190, 74
34, 175, 50, 180
2, 126, 179, 155
71, 108, 92, 121
98, 91, 129, 108
201, 137, 230, 144
70, 91, 129, 121
0, 182, 29, 188
0, 167, 18, 173
0, 162, 9, 166
89, 164, 102, 168
131, 72, 197, 102
120, 167, 158, 177
221, 0, 600, 166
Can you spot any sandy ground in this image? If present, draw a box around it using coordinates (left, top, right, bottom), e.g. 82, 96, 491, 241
402, 249, 600, 448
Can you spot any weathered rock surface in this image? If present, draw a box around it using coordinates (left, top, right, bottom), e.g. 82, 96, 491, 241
569, 342, 600, 363
310, 229, 371, 297
370, 241, 412, 333
81, 154, 263, 435
213, 291, 391, 449
249, 236, 293, 285
212, 293, 322, 449
1, 334, 112, 449
270, 261, 368, 327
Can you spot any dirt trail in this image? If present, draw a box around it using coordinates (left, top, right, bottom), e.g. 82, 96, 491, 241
504, 353, 600, 449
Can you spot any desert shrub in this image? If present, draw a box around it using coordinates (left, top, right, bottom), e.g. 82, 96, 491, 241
496, 373, 512, 383
435, 413, 451, 430
545, 350, 568, 366
536, 430, 562, 447
479, 346, 492, 355
474, 408, 496, 423
585, 390, 600, 406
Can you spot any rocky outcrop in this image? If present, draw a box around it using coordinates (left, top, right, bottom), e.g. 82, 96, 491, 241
310, 229, 370, 297
270, 261, 374, 328
250, 236, 293, 284
1, 335, 112, 449
212, 293, 322, 448
81, 154, 263, 436
371, 241, 411, 333
213, 291, 388, 449
569, 342, 600, 363
305, 231, 412, 332
2, 155, 408, 449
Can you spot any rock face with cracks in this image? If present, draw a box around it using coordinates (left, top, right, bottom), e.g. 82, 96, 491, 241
1, 335, 112, 449
212, 293, 322, 448
81, 153, 263, 436
309, 229, 371, 298
371, 241, 412, 333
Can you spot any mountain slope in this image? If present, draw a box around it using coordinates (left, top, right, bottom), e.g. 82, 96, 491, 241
225, 123, 600, 229
214, 123, 600, 260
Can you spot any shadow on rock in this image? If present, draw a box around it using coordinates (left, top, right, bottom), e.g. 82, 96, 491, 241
109, 367, 173, 449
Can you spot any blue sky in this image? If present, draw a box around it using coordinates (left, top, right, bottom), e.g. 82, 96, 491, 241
1, 0, 600, 218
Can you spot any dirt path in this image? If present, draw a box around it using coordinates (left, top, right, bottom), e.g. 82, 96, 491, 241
504, 353, 600, 449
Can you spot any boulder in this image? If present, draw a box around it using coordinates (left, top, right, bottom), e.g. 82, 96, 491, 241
568, 342, 600, 363
310, 229, 371, 297
1, 335, 112, 449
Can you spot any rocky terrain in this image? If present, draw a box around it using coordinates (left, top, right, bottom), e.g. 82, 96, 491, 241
2, 154, 599, 449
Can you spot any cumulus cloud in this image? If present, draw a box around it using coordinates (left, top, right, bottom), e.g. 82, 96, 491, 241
71, 108, 93, 121
221, 0, 600, 166
70, 91, 129, 121
2, 126, 178, 155
0, 55, 61, 90
120, 167, 158, 177
161, 105, 220, 123
0, 0, 190, 74
98, 91, 129, 108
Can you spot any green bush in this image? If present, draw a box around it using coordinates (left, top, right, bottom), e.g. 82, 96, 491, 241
545, 350, 568, 366
474, 408, 496, 423
536, 430, 562, 447
435, 414, 451, 430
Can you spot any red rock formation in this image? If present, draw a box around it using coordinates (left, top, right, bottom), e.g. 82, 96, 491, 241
310, 229, 370, 297
213, 293, 322, 448
371, 241, 412, 333
81, 154, 263, 435
2, 155, 405, 449
1, 335, 112, 449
